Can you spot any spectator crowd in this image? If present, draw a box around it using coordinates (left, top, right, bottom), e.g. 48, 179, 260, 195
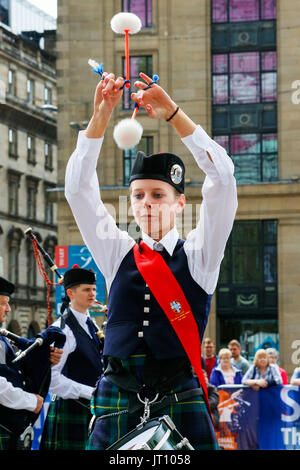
202, 337, 300, 389
201, 337, 300, 435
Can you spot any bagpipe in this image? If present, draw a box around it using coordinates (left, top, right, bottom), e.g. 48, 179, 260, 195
0, 325, 66, 447
24, 227, 107, 338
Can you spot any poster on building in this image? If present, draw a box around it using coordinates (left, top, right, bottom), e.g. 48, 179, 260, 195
216, 385, 300, 450
54, 245, 106, 317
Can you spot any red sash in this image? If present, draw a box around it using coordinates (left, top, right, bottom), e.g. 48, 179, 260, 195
133, 241, 214, 425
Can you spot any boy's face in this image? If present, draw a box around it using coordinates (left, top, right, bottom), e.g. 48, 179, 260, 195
0, 295, 11, 324
130, 179, 185, 240
67, 284, 97, 311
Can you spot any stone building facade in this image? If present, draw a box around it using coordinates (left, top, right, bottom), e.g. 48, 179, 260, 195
55, 0, 300, 376
0, 25, 57, 337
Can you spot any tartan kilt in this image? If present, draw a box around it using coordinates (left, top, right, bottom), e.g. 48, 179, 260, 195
40, 396, 92, 450
87, 355, 219, 451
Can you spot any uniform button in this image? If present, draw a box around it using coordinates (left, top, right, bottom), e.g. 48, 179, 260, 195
143, 320, 149, 326
138, 331, 144, 338
144, 307, 150, 313
144, 294, 150, 300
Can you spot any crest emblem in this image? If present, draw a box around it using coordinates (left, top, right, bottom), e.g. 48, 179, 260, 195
170, 300, 181, 314
170, 164, 183, 185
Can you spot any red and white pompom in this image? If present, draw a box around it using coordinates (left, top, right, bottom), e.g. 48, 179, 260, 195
113, 119, 143, 150
110, 12, 142, 34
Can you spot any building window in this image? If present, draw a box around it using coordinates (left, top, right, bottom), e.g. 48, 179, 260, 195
7, 227, 23, 285
44, 86, 52, 105
27, 135, 36, 164
122, 55, 152, 110
8, 69, 16, 96
8, 245, 19, 285
122, 0, 153, 28
214, 132, 277, 183
123, 135, 154, 185
8, 128, 18, 158
27, 178, 39, 219
0, 0, 9, 26
212, 0, 276, 23
45, 142, 53, 170
43, 235, 57, 284
211, 0, 277, 184
27, 240, 37, 288
216, 220, 278, 358
212, 51, 277, 105
44, 185, 54, 225
27, 78, 35, 104
7, 170, 21, 216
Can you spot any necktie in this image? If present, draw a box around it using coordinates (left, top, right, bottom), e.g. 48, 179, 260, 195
86, 316, 101, 349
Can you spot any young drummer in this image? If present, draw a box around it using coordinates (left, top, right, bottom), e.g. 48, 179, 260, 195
64, 72, 237, 450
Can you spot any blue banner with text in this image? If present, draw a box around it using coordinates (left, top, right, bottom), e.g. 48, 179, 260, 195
217, 385, 300, 450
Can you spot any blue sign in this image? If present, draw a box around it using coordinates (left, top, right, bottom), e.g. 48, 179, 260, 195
55, 245, 106, 317
217, 385, 300, 450
259, 386, 300, 450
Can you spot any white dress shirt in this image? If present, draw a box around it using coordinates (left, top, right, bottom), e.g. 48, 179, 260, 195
49, 308, 95, 400
0, 376, 37, 411
65, 125, 237, 296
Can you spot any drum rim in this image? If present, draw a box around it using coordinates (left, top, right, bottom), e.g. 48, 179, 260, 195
106, 417, 164, 450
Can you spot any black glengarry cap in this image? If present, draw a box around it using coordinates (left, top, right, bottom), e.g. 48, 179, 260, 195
0, 277, 15, 297
129, 151, 185, 194
63, 265, 96, 291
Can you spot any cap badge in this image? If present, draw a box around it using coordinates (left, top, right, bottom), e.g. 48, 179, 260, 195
170, 164, 183, 185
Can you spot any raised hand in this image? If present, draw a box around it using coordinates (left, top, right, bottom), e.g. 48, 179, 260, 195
131, 72, 178, 120
93, 73, 125, 115
85, 72, 125, 138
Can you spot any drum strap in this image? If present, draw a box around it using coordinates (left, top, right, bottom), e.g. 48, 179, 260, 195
133, 241, 214, 425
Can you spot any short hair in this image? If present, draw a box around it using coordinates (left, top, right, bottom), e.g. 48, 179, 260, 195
266, 347, 278, 358
253, 349, 270, 367
203, 337, 215, 345
218, 348, 232, 359
228, 339, 241, 348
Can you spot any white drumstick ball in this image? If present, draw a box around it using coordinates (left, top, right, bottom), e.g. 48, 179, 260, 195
110, 12, 142, 34
113, 119, 143, 150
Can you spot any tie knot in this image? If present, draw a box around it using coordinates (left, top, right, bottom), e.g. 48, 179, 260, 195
153, 242, 164, 252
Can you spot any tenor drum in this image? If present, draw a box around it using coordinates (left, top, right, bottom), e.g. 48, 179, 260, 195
107, 415, 194, 450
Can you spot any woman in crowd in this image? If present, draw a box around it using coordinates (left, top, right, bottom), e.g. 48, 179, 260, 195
209, 348, 243, 387
242, 348, 282, 390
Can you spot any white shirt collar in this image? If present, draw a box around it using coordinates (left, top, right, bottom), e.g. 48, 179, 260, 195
141, 226, 179, 256
69, 307, 90, 328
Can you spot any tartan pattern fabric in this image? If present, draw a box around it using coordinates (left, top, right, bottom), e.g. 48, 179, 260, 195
40, 396, 92, 450
87, 354, 219, 450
